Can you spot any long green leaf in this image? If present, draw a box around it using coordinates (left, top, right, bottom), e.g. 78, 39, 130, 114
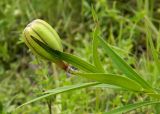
92, 28, 105, 72
33, 38, 99, 73
91, 7, 104, 72
73, 72, 144, 92
45, 84, 121, 94
104, 100, 160, 114
98, 37, 154, 92
16, 82, 99, 109
145, 17, 160, 73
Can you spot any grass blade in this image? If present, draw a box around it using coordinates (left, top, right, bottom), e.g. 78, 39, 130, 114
16, 82, 99, 109
91, 7, 105, 72
46, 84, 121, 93
145, 17, 160, 73
98, 36, 154, 92
92, 28, 105, 72
104, 101, 160, 114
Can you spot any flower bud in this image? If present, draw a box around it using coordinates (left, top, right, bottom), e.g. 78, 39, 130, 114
23, 19, 67, 70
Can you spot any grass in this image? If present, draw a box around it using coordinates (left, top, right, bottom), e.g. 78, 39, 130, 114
1, 0, 160, 114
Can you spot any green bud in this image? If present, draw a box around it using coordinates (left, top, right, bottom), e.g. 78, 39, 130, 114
23, 19, 67, 69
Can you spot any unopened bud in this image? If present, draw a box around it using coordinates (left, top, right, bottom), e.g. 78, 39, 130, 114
23, 19, 67, 70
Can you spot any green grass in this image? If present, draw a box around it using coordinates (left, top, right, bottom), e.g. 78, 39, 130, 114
1, 0, 160, 114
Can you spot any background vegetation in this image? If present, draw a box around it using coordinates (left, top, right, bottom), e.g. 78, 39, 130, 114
1, 0, 160, 113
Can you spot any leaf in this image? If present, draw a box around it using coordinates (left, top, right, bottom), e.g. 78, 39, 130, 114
33, 37, 99, 73
73, 72, 144, 92
104, 100, 160, 114
91, 6, 99, 23
91, 7, 105, 72
16, 82, 100, 109
145, 17, 160, 73
144, 16, 159, 37
45, 84, 121, 94
98, 36, 154, 92
92, 28, 105, 72
110, 44, 130, 56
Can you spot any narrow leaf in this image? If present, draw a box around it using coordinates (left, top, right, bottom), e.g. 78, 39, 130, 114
145, 18, 160, 73
91, 6, 98, 23
91, 7, 105, 72
104, 101, 160, 114
92, 28, 105, 72
46, 84, 121, 94
98, 37, 154, 92
73, 72, 144, 92
16, 82, 99, 109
